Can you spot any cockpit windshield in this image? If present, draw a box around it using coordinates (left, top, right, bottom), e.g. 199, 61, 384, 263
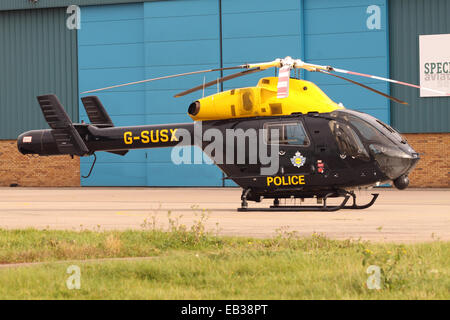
330, 109, 407, 146
329, 109, 417, 179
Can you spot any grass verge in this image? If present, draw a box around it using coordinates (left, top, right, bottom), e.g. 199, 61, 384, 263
0, 214, 448, 299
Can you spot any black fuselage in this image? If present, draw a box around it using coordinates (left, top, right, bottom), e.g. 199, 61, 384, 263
18, 110, 419, 202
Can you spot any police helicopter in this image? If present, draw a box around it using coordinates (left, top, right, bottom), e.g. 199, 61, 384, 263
19, 56, 443, 212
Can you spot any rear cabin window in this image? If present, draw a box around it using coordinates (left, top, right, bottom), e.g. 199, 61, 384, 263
264, 121, 310, 146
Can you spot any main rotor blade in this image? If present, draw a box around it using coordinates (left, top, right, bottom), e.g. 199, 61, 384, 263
80, 66, 245, 94
294, 58, 450, 96
329, 67, 450, 96
174, 68, 262, 98
318, 70, 408, 105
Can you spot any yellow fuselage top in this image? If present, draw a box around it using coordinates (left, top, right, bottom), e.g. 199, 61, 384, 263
188, 77, 344, 121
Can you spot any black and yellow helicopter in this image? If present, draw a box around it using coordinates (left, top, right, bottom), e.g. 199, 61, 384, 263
19, 56, 436, 211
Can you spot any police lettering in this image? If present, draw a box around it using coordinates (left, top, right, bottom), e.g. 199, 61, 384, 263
266, 175, 305, 186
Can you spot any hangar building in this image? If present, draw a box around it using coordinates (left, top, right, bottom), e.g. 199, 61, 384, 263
0, 0, 448, 187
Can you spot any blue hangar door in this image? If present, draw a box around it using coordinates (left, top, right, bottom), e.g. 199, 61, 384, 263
78, 0, 389, 187
78, 1, 223, 186
302, 0, 390, 123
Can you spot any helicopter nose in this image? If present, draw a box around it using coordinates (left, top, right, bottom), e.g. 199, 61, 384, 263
369, 144, 420, 184
392, 154, 420, 190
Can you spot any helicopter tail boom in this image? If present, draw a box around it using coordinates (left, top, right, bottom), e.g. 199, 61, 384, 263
17, 94, 194, 157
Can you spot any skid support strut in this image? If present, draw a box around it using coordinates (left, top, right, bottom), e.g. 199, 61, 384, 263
343, 192, 379, 209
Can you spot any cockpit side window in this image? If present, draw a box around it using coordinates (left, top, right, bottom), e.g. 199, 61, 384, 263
264, 121, 310, 146
345, 115, 401, 148
348, 116, 386, 142
329, 120, 369, 160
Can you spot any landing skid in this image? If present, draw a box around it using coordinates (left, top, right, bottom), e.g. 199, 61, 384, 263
238, 189, 379, 212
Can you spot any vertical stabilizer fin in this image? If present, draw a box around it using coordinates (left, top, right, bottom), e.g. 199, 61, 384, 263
36, 94, 89, 156
81, 96, 114, 127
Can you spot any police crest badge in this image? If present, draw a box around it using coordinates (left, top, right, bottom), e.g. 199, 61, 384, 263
290, 151, 306, 168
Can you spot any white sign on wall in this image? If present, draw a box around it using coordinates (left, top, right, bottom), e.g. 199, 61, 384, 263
419, 34, 450, 97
